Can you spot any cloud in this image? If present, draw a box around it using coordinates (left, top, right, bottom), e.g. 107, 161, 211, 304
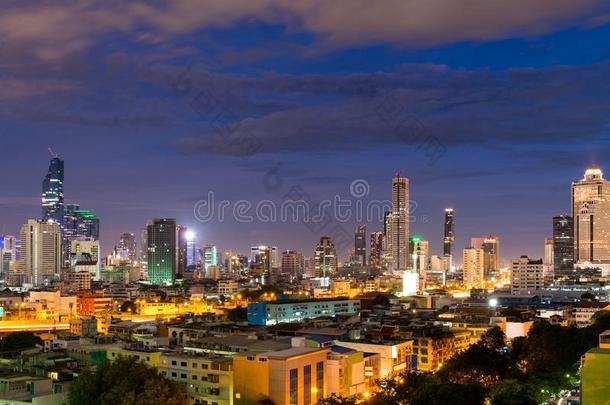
173, 61, 610, 157
0, 0, 607, 61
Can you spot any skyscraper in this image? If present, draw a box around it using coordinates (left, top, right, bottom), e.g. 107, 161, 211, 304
202, 245, 218, 274
118, 233, 137, 263
281, 250, 304, 278
42, 157, 64, 226
19, 219, 62, 286
410, 236, 429, 274
572, 166, 610, 273
146, 218, 177, 285
185, 231, 196, 268
463, 247, 484, 284
443, 208, 454, 258
314, 236, 337, 277
354, 225, 366, 266
391, 173, 409, 271
63, 204, 100, 264
470, 236, 500, 279
369, 232, 383, 269
553, 214, 574, 280
176, 225, 188, 274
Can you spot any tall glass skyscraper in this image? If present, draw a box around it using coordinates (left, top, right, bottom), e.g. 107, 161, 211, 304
443, 208, 454, 257
391, 172, 409, 271
147, 218, 177, 285
354, 225, 366, 266
63, 204, 99, 264
42, 157, 64, 225
553, 214, 574, 280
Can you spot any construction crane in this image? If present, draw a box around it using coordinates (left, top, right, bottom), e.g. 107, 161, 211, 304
47, 147, 60, 159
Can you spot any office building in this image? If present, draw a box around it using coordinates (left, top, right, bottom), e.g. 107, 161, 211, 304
543, 237, 554, 283
410, 236, 429, 274
18, 219, 62, 286
470, 236, 500, 279
369, 232, 383, 269
247, 298, 360, 326
390, 173, 409, 271
443, 208, 454, 257
463, 247, 484, 284
185, 231, 196, 268
70, 238, 101, 279
202, 245, 218, 273
41, 157, 64, 227
281, 250, 304, 278
572, 166, 610, 274
354, 225, 366, 266
234, 347, 329, 405
511, 256, 544, 295
146, 218, 178, 285
553, 215, 574, 280
314, 236, 337, 277
118, 233, 137, 263
63, 204, 100, 264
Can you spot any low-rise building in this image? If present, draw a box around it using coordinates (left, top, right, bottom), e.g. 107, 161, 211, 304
411, 328, 470, 372
573, 302, 610, 328
336, 339, 412, 378
233, 347, 329, 405
580, 330, 610, 404
247, 298, 360, 326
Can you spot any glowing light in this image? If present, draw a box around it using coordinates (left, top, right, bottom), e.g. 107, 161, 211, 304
185, 230, 195, 241
489, 298, 498, 307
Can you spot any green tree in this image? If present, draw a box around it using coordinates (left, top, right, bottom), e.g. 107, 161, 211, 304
69, 356, 186, 405
316, 394, 358, 404
479, 326, 505, 351
490, 379, 538, 405
438, 343, 508, 388
580, 292, 596, 301
0, 331, 42, 352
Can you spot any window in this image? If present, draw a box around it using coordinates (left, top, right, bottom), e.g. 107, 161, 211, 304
180, 373, 187, 379
289, 368, 298, 405
181, 362, 187, 367
171, 361, 177, 366
304, 365, 311, 405
316, 362, 324, 401
192, 363, 197, 369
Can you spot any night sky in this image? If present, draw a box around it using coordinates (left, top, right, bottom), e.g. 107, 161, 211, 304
1, 1, 610, 264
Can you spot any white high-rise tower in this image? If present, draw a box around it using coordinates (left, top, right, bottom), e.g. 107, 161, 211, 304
391, 173, 409, 271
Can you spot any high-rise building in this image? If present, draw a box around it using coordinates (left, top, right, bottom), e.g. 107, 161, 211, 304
572, 166, 610, 274
553, 214, 574, 280
462, 247, 484, 285
314, 236, 337, 277
391, 173, 409, 271
511, 256, 544, 295
63, 204, 100, 264
185, 231, 196, 268
176, 225, 188, 274
443, 208, 454, 257
369, 232, 383, 269
410, 236, 429, 274
19, 219, 62, 286
70, 238, 101, 280
139, 227, 148, 269
118, 233, 137, 263
202, 245, 218, 273
354, 225, 366, 266
281, 250, 304, 277
146, 218, 177, 285
543, 237, 554, 284
470, 236, 500, 279
42, 157, 64, 227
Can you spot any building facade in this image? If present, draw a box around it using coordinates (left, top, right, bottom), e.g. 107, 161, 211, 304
390, 173, 409, 271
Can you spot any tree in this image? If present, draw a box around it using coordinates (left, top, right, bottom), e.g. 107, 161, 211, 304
438, 343, 508, 388
479, 327, 505, 351
580, 292, 597, 301
0, 331, 42, 352
69, 356, 186, 405
317, 394, 358, 404
490, 380, 538, 405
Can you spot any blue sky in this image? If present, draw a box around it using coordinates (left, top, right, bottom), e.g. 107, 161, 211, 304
1, 0, 610, 263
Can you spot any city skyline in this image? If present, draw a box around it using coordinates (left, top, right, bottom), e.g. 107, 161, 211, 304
0, 153, 606, 264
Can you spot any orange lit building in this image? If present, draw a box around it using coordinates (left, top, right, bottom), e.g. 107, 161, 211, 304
77, 292, 112, 316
